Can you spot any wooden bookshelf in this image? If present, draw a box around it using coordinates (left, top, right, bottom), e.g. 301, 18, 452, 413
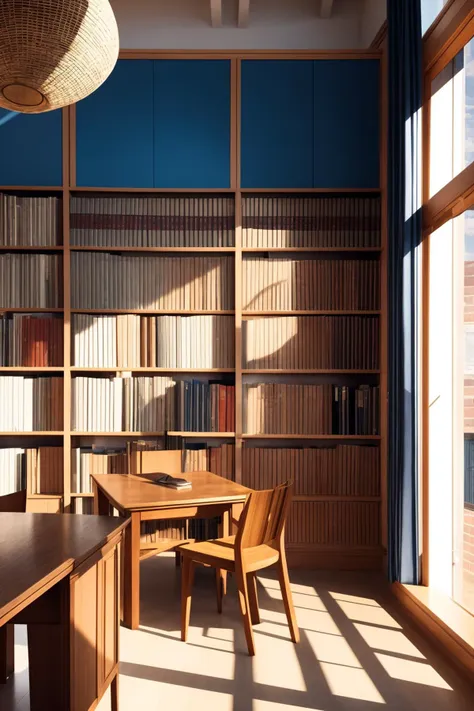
0, 53, 385, 571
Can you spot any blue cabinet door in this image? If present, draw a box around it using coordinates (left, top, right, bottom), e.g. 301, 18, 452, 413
76, 60, 154, 188
153, 60, 231, 188
241, 60, 314, 189
313, 60, 380, 188
0, 109, 62, 186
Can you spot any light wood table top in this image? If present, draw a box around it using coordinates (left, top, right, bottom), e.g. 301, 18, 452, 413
0, 512, 127, 626
92, 472, 250, 512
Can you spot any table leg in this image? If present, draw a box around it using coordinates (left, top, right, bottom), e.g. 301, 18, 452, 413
219, 508, 231, 596
93, 481, 110, 515
123, 512, 141, 630
0, 624, 14, 683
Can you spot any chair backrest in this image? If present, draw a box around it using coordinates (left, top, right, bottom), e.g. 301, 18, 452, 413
130, 449, 182, 476
235, 482, 292, 550
0, 489, 27, 512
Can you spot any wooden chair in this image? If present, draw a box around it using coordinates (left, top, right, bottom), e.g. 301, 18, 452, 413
179, 481, 299, 656
129, 449, 184, 566
129, 449, 182, 477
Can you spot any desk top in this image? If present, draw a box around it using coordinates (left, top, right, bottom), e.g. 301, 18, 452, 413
92, 471, 250, 512
0, 513, 127, 626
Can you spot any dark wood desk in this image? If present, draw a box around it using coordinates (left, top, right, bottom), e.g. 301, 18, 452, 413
92, 472, 249, 630
0, 512, 128, 711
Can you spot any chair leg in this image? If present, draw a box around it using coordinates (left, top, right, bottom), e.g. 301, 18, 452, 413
111, 672, 119, 711
247, 573, 260, 625
277, 550, 299, 644
181, 556, 195, 642
235, 562, 256, 656
216, 568, 224, 613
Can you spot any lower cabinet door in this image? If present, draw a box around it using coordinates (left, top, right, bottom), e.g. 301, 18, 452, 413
70, 541, 120, 711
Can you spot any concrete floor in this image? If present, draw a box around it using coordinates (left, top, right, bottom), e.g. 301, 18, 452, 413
2, 553, 473, 710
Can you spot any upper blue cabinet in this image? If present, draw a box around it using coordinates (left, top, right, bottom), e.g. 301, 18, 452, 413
0, 109, 62, 186
241, 60, 314, 189
153, 60, 231, 189
76, 59, 231, 189
76, 60, 154, 188
313, 60, 380, 189
240, 59, 380, 189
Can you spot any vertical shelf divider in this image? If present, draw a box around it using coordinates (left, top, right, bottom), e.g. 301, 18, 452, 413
63, 107, 72, 512
234, 58, 243, 485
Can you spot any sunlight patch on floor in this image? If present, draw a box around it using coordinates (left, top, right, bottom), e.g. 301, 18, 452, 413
354, 622, 426, 658
335, 599, 402, 628
306, 629, 362, 668
374, 653, 453, 689
320, 662, 386, 704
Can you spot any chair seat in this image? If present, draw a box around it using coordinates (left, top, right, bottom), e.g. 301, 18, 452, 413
179, 535, 280, 572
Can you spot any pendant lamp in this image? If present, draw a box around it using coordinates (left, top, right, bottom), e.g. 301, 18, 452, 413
0, 0, 119, 113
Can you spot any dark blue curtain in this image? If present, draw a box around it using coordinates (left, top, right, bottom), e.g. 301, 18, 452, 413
387, 0, 423, 583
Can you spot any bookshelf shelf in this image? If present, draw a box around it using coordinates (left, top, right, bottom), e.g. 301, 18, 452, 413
167, 431, 235, 438
0, 431, 64, 436
0, 186, 64, 192
0, 308, 64, 313
293, 495, 382, 502
71, 186, 236, 194
240, 187, 381, 194
0, 367, 65, 373
71, 493, 94, 498
241, 434, 381, 440
70, 246, 236, 253
242, 310, 381, 317
0, 246, 64, 252
70, 309, 235, 315
242, 369, 380, 374
242, 247, 382, 253
70, 367, 235, 374
71, 431, 165, 437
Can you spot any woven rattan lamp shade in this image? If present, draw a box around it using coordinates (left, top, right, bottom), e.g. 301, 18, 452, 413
0, 0, 119, 113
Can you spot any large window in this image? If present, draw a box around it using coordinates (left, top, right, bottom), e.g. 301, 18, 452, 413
430, 36, 474, 197
425, 9, 474, 615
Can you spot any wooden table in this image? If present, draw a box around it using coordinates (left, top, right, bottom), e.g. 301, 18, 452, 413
0, 512, 128, 711
92, 472, 249, 630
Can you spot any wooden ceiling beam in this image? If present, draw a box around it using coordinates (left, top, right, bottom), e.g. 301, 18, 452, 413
210, 0, 222, 28
238, 0, 250, 28
320, 0, 334, 19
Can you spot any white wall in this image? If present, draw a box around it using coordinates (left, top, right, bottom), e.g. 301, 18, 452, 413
360, 0, 386, 47
111, 0, 366, 50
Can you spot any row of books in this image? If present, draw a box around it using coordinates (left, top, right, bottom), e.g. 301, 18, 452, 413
244, 383, 379, 435
0, 254, 61, 308
242, 196, 381, 248
72, 314, 234, 368
242, 258, 380, 311
0, 447, 25, 495
0, 376, 63, 431
28, 446, 63, 495
243, 316, 379, 370
72, 376, 174, 433
70, 195, 235, 247
174, 381, 235, 432
71, 447, 128, 493
140, 518, 220, 545
333, 385, 379, 436
0, 194, 60, 246
71, 253, 234, 310
0, 314, 63, 366
286, 501, 380, 546
241, 445, 379, 496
